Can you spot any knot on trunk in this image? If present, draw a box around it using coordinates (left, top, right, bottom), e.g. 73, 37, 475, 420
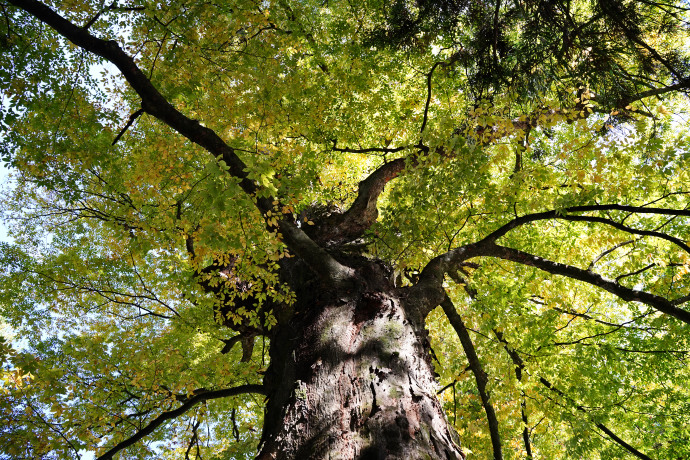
354, 291, 389, 324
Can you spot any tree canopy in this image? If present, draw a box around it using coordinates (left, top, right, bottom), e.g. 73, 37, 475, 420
1, 0, 690, 458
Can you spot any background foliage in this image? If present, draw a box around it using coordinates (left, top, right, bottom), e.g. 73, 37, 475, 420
1, 0, 690, 458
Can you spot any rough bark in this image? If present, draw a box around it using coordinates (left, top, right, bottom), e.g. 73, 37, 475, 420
305, 158, 409, 247
258, 259, 464, 460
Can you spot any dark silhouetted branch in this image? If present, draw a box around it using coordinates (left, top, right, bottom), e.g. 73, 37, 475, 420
492, 330, 532, 459
494, 331, 653, 460
415, 237, 690, 324
441, 295, 503, 460
483, 206, 690, 253
10, 0, 351, 283
82, 2, 145, 30
331, 140, 409, 155
484, 243, 690, 324
537, 378, 654, 460
96, 384, 266, 460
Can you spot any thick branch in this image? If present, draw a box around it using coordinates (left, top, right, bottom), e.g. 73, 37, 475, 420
415, 238, 690, 324
324, 84, 689, 249
10, 0, 351, 282
447, 273, 530, 458
96, 384, 266, 460
482, 207, 690, 253
485, 243, 690, 324
8, 0, 255, 196
484, 205, 690, 244
411, 243, 484, 310
312, 157, 408, 245
441, 296, 503, 460
220, 335, 242, 354
594, 425, 654, 460
319, 51, 467, 246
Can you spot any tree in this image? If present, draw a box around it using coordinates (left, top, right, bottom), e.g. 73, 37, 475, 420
1, 0, 690, 458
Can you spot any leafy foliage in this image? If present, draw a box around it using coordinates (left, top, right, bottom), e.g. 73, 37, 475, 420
1, 0, 690, 459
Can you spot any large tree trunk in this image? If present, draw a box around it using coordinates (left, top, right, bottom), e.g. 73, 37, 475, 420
258, 259, 464, 459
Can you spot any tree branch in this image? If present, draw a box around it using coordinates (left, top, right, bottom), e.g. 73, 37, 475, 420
322, 82, 689, 250
491, 330, 533, 458
606, 8, 685, 82
8, 0, 255, 196
483, 205, 690, 245
331, 139, 410, 155
493, 330, 652, 460
441, 296, 503, 460
483, 242, 690, 324
478, 75, 689, 147
620, 80, 690, 105
537, 378, 654, 460
415, 236, 690, 324
316, 51, 469, 246
82, 2, 145, 30
96, 384, 266, 460
9, 0, 352, 283
310, 157, 408, 245
588, 239, 636, 271
420, 62, 441, 134
448, 270, 531, 457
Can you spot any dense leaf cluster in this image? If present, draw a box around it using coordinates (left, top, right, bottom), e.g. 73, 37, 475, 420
0, 0, 689, 459
370, 0, 690, 104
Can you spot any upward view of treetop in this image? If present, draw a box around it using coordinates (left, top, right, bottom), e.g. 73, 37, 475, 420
1, 0, 690, 458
